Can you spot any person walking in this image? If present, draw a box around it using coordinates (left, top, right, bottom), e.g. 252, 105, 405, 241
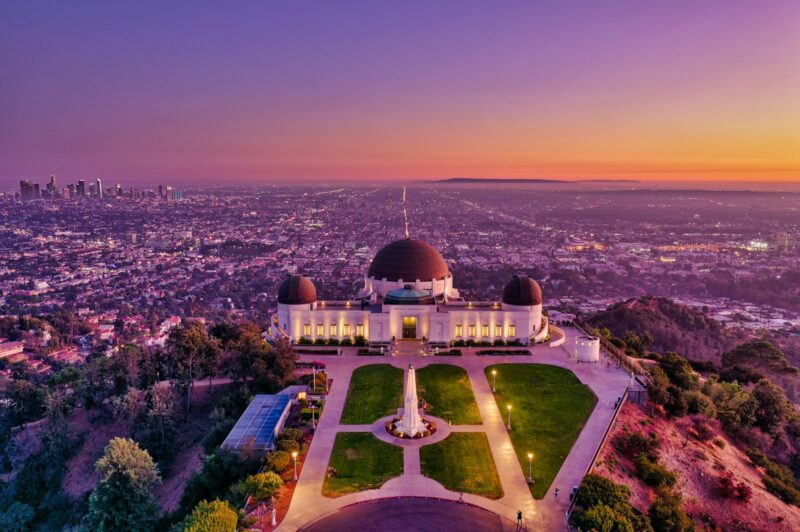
516, 510, 523, 528
554, 487, 559, 500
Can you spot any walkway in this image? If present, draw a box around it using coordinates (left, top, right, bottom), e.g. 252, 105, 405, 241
278, 326, 630, 531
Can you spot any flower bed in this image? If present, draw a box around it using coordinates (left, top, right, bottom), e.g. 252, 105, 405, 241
476, 349, 531, 356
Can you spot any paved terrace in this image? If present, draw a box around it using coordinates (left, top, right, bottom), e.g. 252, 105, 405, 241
278, 326, 630, 531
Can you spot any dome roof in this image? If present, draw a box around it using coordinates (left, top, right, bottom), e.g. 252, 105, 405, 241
368, 238, 449, 282
384, 285, 435, 305
502, 275, 542, 306
278, 275, 317, 304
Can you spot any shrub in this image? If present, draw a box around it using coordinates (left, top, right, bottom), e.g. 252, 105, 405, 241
339, 337, 353, 346
280, 428, 304, 442
634, 455, 676, 488
353, 335, 367, 346
763, 474, 800, 505
648, 489, 692, 532
574, 474, 632, 509
276, 439, 299, 453
327, 338, 340, 346
202, 418, 237, 454
685, 391, 716, 417
227, 471, 283, 504
297, 337, 312, 345
182, 499, 238, 532
492, 339, 506, 346
614, 431, 660, 460
686, 414, 719, 442
573, 503, 634, 532
313, 338, 326, 345
715, 471, 752, 502
266, 451, 290, 472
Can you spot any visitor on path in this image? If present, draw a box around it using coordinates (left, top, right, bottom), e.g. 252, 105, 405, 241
516, 510, 523, 527
554, 487, 559, 500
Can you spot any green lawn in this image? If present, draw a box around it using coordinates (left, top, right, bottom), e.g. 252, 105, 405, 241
485, 364, 597, 498
416, 364, 481, 424
340, 364, 403, 424
322, 432, 403, 497
420, 432, 503, 499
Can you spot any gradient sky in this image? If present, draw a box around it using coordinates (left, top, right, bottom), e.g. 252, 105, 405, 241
1, 0, 799, 188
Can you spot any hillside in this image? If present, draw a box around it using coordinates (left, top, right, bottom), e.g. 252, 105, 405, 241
594, 401, 800, 530
585, 296, 738, 362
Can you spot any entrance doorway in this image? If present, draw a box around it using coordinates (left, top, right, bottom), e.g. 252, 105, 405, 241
402, 316, 417, 339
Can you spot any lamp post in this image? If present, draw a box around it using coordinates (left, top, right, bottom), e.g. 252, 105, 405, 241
312, 367, 317, 392
291, 451, 299, 481
506, 404, 512, 430
527, 452, 534, 483
492, 369, 497, 392
311, 404, 317, 429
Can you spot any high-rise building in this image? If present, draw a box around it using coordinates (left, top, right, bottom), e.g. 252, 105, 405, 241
77, 179, 86, 196
46, 175, 57, 197
68, 183, 75, 198
115, 183, 123, 197
19, 180, 37, 201
96, 177, 103, 198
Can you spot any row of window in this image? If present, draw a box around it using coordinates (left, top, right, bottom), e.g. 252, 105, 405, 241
303, 323, 364, 337
454, 323, 516, 338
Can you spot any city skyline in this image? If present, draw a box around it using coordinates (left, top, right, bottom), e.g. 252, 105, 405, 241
2, 1, 799, 188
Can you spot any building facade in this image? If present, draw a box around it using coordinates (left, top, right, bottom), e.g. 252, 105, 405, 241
271, 238, 549, 345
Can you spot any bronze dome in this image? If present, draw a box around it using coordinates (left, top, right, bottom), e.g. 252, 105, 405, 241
368, 239, 449, 282
502, 275, 542, 306
278, 275, 317, 304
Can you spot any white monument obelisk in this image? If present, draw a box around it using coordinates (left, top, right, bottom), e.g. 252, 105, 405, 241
396, 363, 426, 437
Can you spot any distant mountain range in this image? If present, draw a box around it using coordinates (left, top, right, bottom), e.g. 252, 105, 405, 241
435, 178, 640, 184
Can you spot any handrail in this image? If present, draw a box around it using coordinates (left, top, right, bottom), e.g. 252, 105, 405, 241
565, 389, 628, 528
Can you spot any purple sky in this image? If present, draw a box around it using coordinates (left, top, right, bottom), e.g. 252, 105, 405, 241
2, 1, 799, 188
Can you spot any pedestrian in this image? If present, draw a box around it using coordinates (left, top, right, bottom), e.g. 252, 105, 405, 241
516, 510, 522, 527
554, 487, 559, 500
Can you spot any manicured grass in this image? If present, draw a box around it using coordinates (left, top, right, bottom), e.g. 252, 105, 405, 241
485, 364, 597, 498
340, 364, 403, 424
420, 432, 503, 499
322, 432, 403, 497
416, 364, 481, 424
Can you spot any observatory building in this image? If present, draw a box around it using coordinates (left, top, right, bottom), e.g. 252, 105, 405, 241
271, 238, 549, 345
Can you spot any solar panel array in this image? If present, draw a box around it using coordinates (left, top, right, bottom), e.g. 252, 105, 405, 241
221, 394, 292, 450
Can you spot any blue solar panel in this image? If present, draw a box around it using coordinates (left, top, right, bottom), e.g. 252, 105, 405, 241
221, 394, 292, 450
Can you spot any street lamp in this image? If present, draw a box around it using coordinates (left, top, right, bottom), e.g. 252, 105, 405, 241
506, 404, 512, 430
527, 452, 534, 483
291, 451, 299, 481
492, 369, 497, 392
311, 404, 317, 429
312, 367, 317, 392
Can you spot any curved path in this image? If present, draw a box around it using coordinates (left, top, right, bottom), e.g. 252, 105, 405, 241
279, 326, 630, 531
299, 497, 517, 532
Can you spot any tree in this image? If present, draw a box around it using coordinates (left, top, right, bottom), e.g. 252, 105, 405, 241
227, 471, 283, 503
181, 499, 238, 532
9, 379, 45, 424
0, 502, 34, 531
167, 322, 221, 412
575, 474, 632, 509
85, 437, 161, 531
751, 379, 790, 435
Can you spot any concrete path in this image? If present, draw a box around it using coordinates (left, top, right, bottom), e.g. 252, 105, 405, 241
278, 326, 630, 531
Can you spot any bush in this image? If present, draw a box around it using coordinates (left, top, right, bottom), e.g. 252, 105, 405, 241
614, 431, 660, 460
339, 337, 353, 346
492, 339, 506, 346
179, 450, 261, 516
715, 471, 752, 502
634, 455, 676, 488
227, 471, 283, 504
574, 474, 632, 509
686, 414, 719, 442
182, 499, 238, 532
280, 428, 304, 442
266, 451, 290, 472
763, 474, 800, 505
648, 489, 692, 532
327, 338, 340, 346
276, 439, 299, 453
313, 338, 326, 345
202, 418, 237, 454
297, 337, 312, 345
353, 335, 367, 346
573, 503, 634, 532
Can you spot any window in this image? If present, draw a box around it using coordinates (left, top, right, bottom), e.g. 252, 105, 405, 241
455, 324, 463, 337
468, 324, 476, 337
343, 323, 351, 337
316, 324, 324, 336
356, 324, 364, 337
303, 324, 311, 336
481, 324, 489, 337
495, 324, 502, 337
330, 324, 338, 337
508, 324, 516, 336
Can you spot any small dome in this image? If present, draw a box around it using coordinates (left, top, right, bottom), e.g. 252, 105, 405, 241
502, 275, 542, 306
278, 275, 317, 304
384, 285, 435, 305
368, 238, 449, 282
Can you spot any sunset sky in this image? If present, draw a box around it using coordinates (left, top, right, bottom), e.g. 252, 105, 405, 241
1, 1, 799, 187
